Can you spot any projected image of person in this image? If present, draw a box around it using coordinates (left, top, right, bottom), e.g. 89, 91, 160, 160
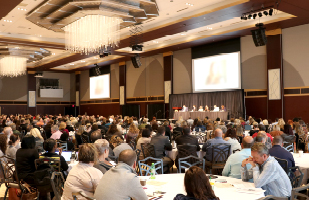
94, 78, 104, 96
205, 60, 227, 86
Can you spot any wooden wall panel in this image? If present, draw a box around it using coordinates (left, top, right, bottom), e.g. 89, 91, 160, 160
37, 105, 67, 115
0, 105, 27, 115
245, 97, 267, 120
80, 103, 121, 116
284, 96, 309, 123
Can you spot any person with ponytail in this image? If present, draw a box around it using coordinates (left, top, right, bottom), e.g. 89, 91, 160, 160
174, 166, 219, 200
6, 133, 20, 159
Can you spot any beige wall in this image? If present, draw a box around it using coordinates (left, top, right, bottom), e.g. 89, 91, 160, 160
110, 63, 119, 98
80, 70, 90, 101
0, 75, 27, 101
241, 35, 267, 89
283, 23, 309, 87
126, 54, 164, 98
173, 48, 192, 94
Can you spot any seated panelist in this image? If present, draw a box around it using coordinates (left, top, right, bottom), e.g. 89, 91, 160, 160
181, 105, 188, 112
221, 105, 226, 112
198, 106, 204, 112
205, 105, 209, 112
191, 105, 196, 112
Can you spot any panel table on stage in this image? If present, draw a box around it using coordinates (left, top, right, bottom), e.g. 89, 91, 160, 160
173, 111, 228, 120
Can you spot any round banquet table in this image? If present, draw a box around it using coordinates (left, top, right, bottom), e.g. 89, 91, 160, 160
173, 111, 228, 121
140, 174, 264, 200
293, 153, 309, 185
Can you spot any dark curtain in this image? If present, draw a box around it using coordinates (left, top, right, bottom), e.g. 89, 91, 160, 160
169, 90, 244, 119
122, 104, 140, 118
65, 107, 75, 116
147, 103, 165, 119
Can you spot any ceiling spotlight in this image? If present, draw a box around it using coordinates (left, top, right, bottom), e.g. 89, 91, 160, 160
248, 14, 253, 19
253, 13, 257, 19
81, 60, 85, 62
269, 8, 273, 16
263, 11, 268, 16
258, 12, 263, 17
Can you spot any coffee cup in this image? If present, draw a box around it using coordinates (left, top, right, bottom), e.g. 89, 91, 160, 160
140, 178, 147, 186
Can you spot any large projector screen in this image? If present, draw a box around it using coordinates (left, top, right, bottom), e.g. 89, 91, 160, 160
90, 74, 110, 99
192, 52, 241, 92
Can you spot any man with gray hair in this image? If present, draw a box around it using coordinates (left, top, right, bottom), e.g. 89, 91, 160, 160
94, 149, 148, 200
255, 132, 272, 149
93, 139, 113, 174
50, 125, 62, 140
241, 143, 292, 197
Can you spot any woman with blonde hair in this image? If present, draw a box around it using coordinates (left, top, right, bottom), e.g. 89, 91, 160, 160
126, 123, 140, 144
277, 118, 285, 131
30, 128, 44, 152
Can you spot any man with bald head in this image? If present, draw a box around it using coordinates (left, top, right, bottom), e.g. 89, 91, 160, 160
202, 128, 230, 162
269, 136, 295, 170
94, 149, 148, 200
222, 136, 254, 179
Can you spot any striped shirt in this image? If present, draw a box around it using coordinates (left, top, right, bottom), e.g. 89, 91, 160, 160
241, 156, 292, 197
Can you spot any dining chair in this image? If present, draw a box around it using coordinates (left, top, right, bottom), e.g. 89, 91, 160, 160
51, 172, 65, 200
283, 143, 294, 153
138, 157, 163, 176
274, 157, 288, 174
140, 143, 156, 159
81, 133, 90, 143
207, 143, 231, 174
288, 166, 304, 188
178, 155, 205, 173
290, 184, 309, 200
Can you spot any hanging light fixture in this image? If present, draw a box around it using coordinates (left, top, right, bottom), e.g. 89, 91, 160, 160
0, 56, 27, 77
63, 15, 122, 54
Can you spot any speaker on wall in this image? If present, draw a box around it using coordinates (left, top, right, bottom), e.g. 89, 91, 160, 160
251, 23, 267, 47
131, 53, 142, 68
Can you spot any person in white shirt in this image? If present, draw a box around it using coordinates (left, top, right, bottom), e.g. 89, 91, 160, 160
62, 143, 103, 200
50, 125, 63, 140
224, 128, 241, 153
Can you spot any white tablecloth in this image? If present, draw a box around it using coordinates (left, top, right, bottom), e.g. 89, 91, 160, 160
166, 145, 205, 160
293, 153, 309, 185
140, 174, 264, 200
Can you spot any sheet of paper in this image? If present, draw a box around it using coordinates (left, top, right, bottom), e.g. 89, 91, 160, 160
236, 188, 265, 195
146, 181, 167, 186
214, 183, 234, 188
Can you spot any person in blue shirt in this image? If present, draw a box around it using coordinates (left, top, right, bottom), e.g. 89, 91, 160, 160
222, 136, 254, 179
269, 135, 295, 169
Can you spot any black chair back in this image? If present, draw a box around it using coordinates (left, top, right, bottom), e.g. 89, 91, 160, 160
288, 166, 304, 188
128, 138, 137, 150
172, 131, 182, 140
177, 144, 197, 158
291, 184, 309, 200
81, 133, 90, 143
274, 157, 288, 174
141, 143, 156, 158
212, 143, 231, 163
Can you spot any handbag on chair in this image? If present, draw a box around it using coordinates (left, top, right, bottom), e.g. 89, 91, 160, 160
8, 181, 38, 200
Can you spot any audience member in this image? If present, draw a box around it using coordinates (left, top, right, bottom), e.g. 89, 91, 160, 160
174, 166, 219, 200
111, 135, 132, 158
94, 149, 148, 200
224, 128, 241, 152
249, 122, 259, 136
90, 130, 102, 143
62, 143, 103, 200
50, 125, 62, 140
255, 132, 272, 149
94, 139, 113, 174
126, 123, 140, 144
241, 143, 292, 197
6, 133, 20, 159
0, 134, 7, 157
150, 127, 174, 172
252, 125, 273, 142
136, 129, 151, 159
16, 135, 39, 184
202, 129, 230, 162
222, 136, 254, 179
175, 127, 200, 151
269, 136, 295, 169
42, 138, 68, 171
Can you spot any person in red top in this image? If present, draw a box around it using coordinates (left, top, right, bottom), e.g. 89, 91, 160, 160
252, 124, 273, 142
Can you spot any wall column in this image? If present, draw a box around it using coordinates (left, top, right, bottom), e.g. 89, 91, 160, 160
266, 30, 284, 120
75, 71, 80, 116
163, 51, 173, 119
27, 71, 37, 115
119, 61, 126, 116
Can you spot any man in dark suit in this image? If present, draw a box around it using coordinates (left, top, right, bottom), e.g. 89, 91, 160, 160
150, 127, 173, 172
269, 136, 295, 170
249, 122, 259, 136
175, 128, 200, 152
173, 122, 183, 133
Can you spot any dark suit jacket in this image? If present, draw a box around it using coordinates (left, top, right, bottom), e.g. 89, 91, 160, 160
66, 126, 74, 132
249, 129, 259, 136
20, 124, 27, 133
173, 127, 183, 133
164, 126, 171, 141
150, 135, 172, 158
175, 135, 200, 151
269, 145, 295, 169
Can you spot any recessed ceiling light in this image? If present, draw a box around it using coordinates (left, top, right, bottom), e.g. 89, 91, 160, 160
70, 63, 74, 65
81, 60, 85, 62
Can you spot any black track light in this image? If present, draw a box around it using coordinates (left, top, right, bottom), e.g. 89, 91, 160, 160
241, 15, 247, 20
248, 14, 253, 19
269, 8, 273, 16
253, 13, 257, 19
258, 12, 263, 17
263, 11, 268, 16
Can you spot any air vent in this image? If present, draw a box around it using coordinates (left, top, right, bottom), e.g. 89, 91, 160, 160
17, 26, 26, 29
177, 7, 188, 12
230, 21, 243, 25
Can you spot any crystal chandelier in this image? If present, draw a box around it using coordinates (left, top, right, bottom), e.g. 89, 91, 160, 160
64, 15, 121, 54
0, 56, 27, 77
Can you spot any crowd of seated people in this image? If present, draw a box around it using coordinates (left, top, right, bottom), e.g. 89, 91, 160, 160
0, 113, 305, 199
